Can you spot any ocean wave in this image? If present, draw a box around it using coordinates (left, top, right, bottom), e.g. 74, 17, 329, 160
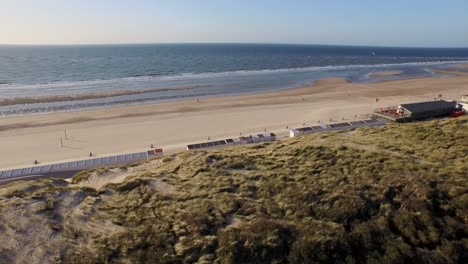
197, 59, 468, 76
2, 59, 468, 90
0, 92, 215, 117
1, 59, 466, 103
0, 78, 11, 85
0, 85, 207, 106
127, 59, 468, 80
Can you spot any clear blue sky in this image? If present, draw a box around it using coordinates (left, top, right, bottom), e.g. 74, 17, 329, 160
1, 0, 467, 47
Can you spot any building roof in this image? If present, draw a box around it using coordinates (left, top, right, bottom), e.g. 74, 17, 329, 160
400, 100, 457, 113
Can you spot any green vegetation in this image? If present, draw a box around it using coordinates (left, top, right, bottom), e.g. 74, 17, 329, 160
0, 117, 466, 263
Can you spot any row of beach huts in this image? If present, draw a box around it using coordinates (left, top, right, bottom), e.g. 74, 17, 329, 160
185, 118, 387, 151
289, 119, 386, 137
186, 133, 277, 150
2, 95, 466, 183
0, 149, 163, 182
0, 118, 385, 182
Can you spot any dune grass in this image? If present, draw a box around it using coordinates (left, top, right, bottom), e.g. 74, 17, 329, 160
0, 117, 466, 263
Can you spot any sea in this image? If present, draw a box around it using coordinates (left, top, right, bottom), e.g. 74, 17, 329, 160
1, 43, 468, 117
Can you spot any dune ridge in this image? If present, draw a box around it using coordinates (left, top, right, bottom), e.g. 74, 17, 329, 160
0, 117, 466, 263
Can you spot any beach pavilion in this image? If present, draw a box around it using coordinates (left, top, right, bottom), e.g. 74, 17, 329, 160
373, 100, 459, 122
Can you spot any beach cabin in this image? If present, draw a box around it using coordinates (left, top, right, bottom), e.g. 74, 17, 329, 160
348, 119, 386, 129
148, 148, 164, 157
289, 124, 327, 137
224, 138, 236, 146
251, 135, 261, 144
289, 119, 386, 138
255, 133, 276, 142
458, 95, 468, 111
231, 138, 242, 145
373, 100, 459, 122
238, 136, 253, 144
186, 140, 229, 151
327, 122, 353, 131
186, 132, 277, 151
269, 133, 276, 141
0, 151, 150, 182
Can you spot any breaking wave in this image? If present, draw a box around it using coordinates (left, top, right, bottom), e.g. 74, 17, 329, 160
0, 85, 206, 106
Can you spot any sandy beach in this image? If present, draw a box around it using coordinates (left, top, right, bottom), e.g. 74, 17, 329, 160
1, 71, 467, 170
449, 64, 468, 69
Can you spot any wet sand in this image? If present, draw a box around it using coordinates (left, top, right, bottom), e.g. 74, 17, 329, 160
0, 85, 202, 106
0, 71, 467, 170
369, 71, 402, 77
449, 64, 468, 69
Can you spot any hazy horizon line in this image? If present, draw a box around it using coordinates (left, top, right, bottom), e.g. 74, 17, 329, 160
1, 42, 468, 49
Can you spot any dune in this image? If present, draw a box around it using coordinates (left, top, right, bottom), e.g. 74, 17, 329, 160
0, 117, 465, 263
